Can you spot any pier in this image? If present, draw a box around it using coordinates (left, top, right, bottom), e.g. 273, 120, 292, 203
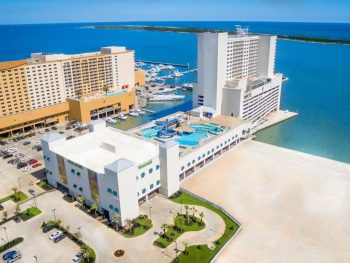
136, 60, 189, 68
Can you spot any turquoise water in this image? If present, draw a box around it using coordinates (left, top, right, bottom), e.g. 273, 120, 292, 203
141, 127, 161, 138
175, 132, 208, 147
0, 22, 349, 163
106, 90, 127, 96
188, 123, 224, 135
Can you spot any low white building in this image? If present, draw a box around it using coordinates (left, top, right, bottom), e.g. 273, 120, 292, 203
42, 114, 251, 225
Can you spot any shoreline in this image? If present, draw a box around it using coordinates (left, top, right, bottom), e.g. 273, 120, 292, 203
89, 25, 350, 45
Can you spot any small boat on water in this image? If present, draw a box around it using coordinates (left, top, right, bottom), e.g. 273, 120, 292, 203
106, 118, 118, 124
148, 94, 185, 102
117, 113, 128, 120
129, 110, 139, 117
173, 70, 183, 78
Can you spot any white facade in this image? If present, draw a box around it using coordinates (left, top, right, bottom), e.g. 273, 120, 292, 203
194, 32, 283, 126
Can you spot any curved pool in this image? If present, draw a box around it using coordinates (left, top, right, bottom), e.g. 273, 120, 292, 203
175, 132, 208, 147
188, 123, 223, 135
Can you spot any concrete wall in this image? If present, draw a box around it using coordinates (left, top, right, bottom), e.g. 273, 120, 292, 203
257, 35, 276, 78
221, 88, 243, 118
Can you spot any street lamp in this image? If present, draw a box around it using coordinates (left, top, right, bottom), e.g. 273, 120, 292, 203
77, 226, 82, 244
149, 206, 152, 219
2, 227, 9, 243
174, 240, 178, 259
17, 178, 21, 192
33, 193, 37, 207
52, 209, 57, 221
34, 255, 38, 263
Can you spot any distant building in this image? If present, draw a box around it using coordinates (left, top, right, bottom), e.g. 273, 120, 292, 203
193, 31, 283, 127
0, 47, 144, 137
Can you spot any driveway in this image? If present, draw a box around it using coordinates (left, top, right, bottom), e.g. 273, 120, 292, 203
181, 140, 350, 263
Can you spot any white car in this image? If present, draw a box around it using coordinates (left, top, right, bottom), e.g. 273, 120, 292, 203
7, 252, 22, 263
22, 166, 31, 172
72, 251, 86, 262
49, 231, 62, 240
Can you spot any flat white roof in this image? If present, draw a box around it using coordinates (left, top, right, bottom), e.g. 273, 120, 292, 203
50, 127, 159, 173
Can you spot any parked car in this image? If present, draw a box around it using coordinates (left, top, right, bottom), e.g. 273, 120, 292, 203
66, 135, 75, 140
45, 128, 50, 132
23, 141, 31, 145
59, 131, 64, 134
42, 225, 54, 233
72, 251, 86, 262
28, 189, 36, 195
22, 166, 32, 172
28, 159, 38, 165
32, 163, 42, 168
36, 146, 43, 151
2, 250, 17, 261
3, 153, 13, 159
53, 233, 65, 243
38, 130, 45, 134
7, 251, 22, 262
13, 216, 21, 223
51, 126, 58, 130
0, 204, 3, 211
17, 162, 27, 169
49, 231, 62, 240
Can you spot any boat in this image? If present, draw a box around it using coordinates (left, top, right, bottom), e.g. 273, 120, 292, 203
173, 70, 183, 78
128, 111, 139, 117
148, 94, 185, 102
117, 113, 128, 120
106, 118, 118, 124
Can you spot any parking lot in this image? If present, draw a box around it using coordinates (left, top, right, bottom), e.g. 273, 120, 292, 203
0, 122, 89, 199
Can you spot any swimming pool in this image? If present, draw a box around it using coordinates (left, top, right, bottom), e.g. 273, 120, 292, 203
188, 123, 224, 135
106, 90, 127, 96
175, 132, 208, 147
141, 126, 161, 138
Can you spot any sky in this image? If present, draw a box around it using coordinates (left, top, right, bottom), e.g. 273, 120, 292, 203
0, 0, 349, 25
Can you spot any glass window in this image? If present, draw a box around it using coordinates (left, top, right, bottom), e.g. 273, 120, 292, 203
114, 207, 119, 213
187, 162, 191, 167
142, 188, 146, 194
149, 168, 153, 174
109, 204, 113, 210
71, 169, 75, 174
156, 164, 160, 170
150, 184, 154, 189
192, 160, 195, 164
107, 188, 112, 193
156, 180, 160, 185
141, 172, 145, 178
112, 191, 118, 197
198, 156, 201, 161
181, 166, 184, 171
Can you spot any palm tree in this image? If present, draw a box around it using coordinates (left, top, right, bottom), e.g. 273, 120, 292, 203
192, 206, 197, 220
80, 245, 91, 261
184, 205, 190, 224
74, 231, 81, 241
199, 212, 205, 225
125, 219, 133, 234
78, 196, 85, 209
183, 241, 189, 255
11, 187, 18, 201
90, 203, 98, 217
2, 211, 8, 221
160, 223, 169, 238
113, 214, 120, 231
15, 205, 21, 215
102, 84, 109, 95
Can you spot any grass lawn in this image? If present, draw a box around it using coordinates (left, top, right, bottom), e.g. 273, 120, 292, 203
19, 206, 42, 221
122, 215, 153, 238
170, 191, 239, 263
37, 179, 54, 190
0, 191, 28, 204
154, 215, 205, 248
0, 237, 24, 253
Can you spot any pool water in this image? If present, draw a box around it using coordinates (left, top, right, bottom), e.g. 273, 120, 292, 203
175, 132, 208, 147
188, 123, 223, 135
141, 127, 160, 138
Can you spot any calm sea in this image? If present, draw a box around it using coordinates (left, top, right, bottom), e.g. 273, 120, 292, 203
1, 22, 350, 163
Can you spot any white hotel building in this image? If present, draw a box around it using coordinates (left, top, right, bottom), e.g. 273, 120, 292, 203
193, 31, 283, 127
42, 114, 251, 225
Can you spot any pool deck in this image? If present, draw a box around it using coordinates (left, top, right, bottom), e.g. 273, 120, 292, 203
253, 110, 298, 133
181, 140, 350, 263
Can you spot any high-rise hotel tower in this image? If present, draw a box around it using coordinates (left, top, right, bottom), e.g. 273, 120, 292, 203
193, 28, 283, 127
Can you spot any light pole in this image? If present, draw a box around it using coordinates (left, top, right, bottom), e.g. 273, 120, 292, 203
149, 206, 152, 219
1, 237, 6, 245
17, 178, 21, 192
174, 240, 178, 259
2, 227, 9, 243
33, 193, 37, 207
52, 209, 57, 221
77, 226, 82, 244
34, 255, 38, 263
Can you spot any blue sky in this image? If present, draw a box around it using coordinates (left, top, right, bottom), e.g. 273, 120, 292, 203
0, 0, 349, 24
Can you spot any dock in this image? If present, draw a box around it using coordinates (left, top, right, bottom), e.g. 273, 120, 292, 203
142, 108, 155, 114
252, 110, 298, 133
136, 60, 189, 68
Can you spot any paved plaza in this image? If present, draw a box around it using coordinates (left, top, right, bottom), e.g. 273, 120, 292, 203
182, 140, 350, 263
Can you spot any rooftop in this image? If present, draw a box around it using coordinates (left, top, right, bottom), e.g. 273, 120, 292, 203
49, 126, 159, 173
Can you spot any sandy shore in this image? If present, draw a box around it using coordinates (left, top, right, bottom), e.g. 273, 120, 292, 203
181, 140, 350, 263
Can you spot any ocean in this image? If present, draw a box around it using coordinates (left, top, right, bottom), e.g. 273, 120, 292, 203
1, 22, 349, 163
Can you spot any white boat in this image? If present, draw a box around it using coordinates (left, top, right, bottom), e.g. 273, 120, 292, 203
148, 94, 185, 102
134, 108, 146, 115
117, 114, 128, 120
128, 111, 139, 117
173, 70, 183, 78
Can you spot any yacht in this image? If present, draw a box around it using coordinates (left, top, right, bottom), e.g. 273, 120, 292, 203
128, 110, 139, 117
117, 113, 128, 120
173, 70, 183, 78
148, 94, 185, 102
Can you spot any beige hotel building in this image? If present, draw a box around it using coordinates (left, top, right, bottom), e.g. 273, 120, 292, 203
0, 46, 145, 138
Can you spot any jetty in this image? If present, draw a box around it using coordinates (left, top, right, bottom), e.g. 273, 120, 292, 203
136, 60, 189, 68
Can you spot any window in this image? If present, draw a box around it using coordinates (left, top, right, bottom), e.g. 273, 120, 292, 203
136, 176, 139, 180
149, 168, 153, 174
141, 172, 145, 178
114, 207, 119, 213
198, 156, 201, 161
192, 160, 195, 164
187, 162, 191, 167
112, 191, 118, 197
202, 154, 205, 158
109, 204, 113, 210
156, 164, 160, 170
73, 184, 77, 188
71, 169, 75, 174
107, 188, 112, 193
150, 184, 154, 189
156, 180, 160, 185
77, 172, 81, 176
79, 187, 83, 191
181, 166, 184, 171
142, 188, 146, 194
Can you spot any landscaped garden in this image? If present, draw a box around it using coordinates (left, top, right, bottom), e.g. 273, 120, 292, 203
36, 179, 54, 190
121, 215, 153, 238
154, 213, 205, 248
169, 191, 240, 263
0, 188, 28, 204
19, 206, 42, 221
0, 237, 24, 253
